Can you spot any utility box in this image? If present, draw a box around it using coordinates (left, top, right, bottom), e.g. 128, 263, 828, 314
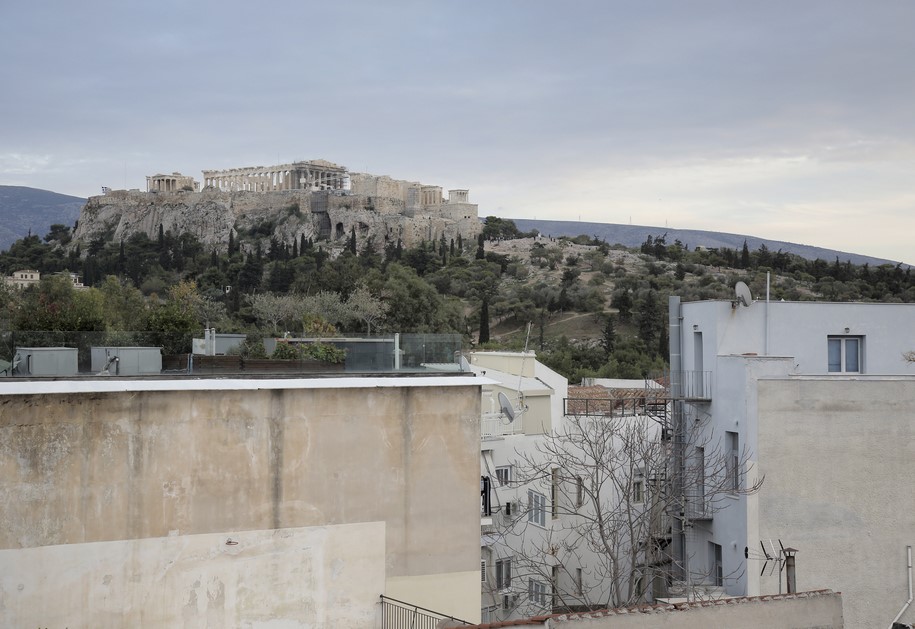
192, 332, 248, 355
90, 347, 163, 376
13, 347, 78, 376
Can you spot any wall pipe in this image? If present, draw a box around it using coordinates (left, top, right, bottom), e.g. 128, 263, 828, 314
889, 545, 913, 629
765, 272, 770, 356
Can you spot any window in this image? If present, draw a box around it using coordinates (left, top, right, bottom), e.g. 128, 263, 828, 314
709, 542, 723, 586
575, 568, 583, 595
726, 431, 739, 491
495, 465, 513, 487
632, 470, 645, 503
828, 336, 862, 373
575, 475, 585, 508
552, 566, 560, 607
528, 490, 546, 527
695, 446, 706, 514
481, 560, 487, 582
551, 468, 560, 519
529, 579, 547, 606
496, 558, 512, 590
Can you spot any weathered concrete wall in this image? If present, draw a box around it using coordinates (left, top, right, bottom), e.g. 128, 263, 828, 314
0, 522, 385, 628
468, 591, 843, 628
757, 377, 915, 629
0, 377, 483, 625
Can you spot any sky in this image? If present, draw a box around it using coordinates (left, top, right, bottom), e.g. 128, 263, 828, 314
1, 1, 913, 264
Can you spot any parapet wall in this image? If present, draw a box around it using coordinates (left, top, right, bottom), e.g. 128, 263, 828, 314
0, 378, 484, 624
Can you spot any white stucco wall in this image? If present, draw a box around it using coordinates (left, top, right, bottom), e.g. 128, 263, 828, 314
681, 300, 915, 376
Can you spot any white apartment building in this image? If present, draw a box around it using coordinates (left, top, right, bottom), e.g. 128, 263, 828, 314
471, 352, 668, 623
669, 293, 915, 629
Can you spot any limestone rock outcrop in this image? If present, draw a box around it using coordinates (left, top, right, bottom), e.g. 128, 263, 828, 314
72, 187, 481, 254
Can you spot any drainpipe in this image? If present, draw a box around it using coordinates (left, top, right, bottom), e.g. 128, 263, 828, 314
668, 296, 686, 585
765, 272, 770, 356
889, 546, 913, 629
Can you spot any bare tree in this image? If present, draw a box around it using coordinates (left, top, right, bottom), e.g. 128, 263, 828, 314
905, 351, 915, 363
490, 402, 762, 617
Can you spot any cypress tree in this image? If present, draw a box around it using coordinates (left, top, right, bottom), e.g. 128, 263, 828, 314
479, 297, 490, 344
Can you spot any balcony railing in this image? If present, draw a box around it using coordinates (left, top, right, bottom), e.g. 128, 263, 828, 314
379, 595, 471, 629
563, 396, 669, 418
664, 370, 713, 401
481, 412, 523, 438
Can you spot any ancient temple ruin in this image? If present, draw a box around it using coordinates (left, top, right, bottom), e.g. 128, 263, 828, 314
202, 159, 348, 192
146, 172, 199, 193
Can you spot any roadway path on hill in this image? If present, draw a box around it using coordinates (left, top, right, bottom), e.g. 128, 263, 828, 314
493, 310, 614, 342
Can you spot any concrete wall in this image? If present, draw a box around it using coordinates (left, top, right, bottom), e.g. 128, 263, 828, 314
487, 590, 844, 628
0, 522, 385, 628
757, 377, 915, 629
0, 376, 483, 626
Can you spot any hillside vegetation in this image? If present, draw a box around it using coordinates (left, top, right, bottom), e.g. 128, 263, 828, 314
1, 217, 912, 382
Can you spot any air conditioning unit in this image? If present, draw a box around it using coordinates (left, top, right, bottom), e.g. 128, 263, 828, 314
502, 593, 519, 610
504, 501, 515, 517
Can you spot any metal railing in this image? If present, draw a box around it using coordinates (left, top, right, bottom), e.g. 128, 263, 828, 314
665, 370, 713, 401
481, 412, 523, 438
0, 330, 466, 377
563, 395, 669, 418
379, 595, 472, 629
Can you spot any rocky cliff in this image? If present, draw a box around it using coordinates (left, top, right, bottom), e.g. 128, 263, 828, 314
72, 188, 481, 253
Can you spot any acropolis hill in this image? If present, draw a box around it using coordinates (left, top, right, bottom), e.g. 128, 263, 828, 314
72, 159, 482, 252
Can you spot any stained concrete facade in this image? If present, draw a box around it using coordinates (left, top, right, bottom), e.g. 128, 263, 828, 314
467, 590, 844, 628
0, 376, 484, 627
669, 297, 915, 629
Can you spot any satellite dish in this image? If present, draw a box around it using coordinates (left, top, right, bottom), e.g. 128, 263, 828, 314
498, 392, 516, 422
735, 281, 753, 307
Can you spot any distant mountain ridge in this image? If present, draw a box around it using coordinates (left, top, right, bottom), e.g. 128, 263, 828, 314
511, 218, 903, 267
0, 186, 84, 251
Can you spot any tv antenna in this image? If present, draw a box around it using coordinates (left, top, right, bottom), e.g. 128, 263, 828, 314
734, 281, 753, 308
745, 539, 799, 594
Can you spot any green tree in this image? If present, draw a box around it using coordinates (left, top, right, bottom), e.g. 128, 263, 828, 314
600, 315, 617, 358
479, 297, 490, 344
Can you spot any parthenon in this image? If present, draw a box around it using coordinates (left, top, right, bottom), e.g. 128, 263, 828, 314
202, 159, 349, 192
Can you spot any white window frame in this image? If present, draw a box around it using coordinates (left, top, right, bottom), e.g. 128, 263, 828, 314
828, 335, 862, 373
529, 579, 547, 606
726, 431, 739, 492
528, 489, 547, 527
551, 468, 560, 519
495, 465, 513, 487
496, 557, 512, 590
632, 471, 645, 503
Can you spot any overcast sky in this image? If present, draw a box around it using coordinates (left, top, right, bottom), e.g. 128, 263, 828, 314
1, 1, 913, 263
